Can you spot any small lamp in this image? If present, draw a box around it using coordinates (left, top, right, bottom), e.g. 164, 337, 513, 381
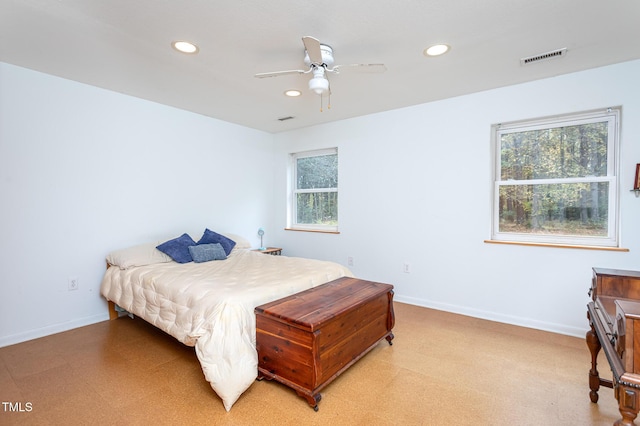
258, 228, 265, 250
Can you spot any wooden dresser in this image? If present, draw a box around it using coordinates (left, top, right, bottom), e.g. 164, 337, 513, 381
587, 267, 640, 425
255, 277, 395, 410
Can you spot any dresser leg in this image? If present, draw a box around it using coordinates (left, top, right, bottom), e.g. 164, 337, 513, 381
615, 409, 638, 425
587, 310, 602, 403
616, 384, 639, 426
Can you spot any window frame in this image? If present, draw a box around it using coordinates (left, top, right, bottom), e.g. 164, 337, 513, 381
490, 108, 621, 248
287, 147, 339, 233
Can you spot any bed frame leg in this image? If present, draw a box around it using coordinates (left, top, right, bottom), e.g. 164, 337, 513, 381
108, 300, 119, 320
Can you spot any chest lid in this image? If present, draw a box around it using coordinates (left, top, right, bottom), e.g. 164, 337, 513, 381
255, 277, 393, 332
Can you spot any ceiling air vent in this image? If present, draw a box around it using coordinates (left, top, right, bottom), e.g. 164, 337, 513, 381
277, 116, 295, 121
520, 48, 567, 66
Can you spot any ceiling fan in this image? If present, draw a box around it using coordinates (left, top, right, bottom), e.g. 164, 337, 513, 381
254, 36, 386, 102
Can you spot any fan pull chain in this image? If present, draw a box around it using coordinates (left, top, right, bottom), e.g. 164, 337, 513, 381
319, 92, 331, 112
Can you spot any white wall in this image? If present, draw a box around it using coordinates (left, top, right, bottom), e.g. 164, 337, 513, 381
3, 59, 639, 347
0, 62, 276, 347
273, 60, 640, 337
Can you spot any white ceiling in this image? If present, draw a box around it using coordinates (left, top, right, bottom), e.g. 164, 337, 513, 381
1, 0, 639, 133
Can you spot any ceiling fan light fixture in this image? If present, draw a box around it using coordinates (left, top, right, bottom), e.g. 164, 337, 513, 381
171, 40, 199, 54
308, 75, 329, 95
284, 89, 302, 97
308, 67, 329, 95
424, 44, 450, 57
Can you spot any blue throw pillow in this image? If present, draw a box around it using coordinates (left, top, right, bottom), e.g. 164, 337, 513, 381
196, 229, 236, 256
156, 233, 196, 263
189, 243, 227, 263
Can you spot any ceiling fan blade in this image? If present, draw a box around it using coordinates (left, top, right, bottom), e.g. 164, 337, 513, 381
254, 69, 308, 78
302, 36, 323, 65
331, 63, 387, 74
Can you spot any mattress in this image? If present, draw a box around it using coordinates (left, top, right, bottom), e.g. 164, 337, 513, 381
100, 248, 353, 410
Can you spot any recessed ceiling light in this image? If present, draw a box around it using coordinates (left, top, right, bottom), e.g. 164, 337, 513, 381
172, 41, 199, 54
424, 44, 450, 57
284, 90, 302, 97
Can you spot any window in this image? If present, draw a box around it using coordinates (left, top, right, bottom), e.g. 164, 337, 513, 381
288, 148, 338, 232
491, 108, 620, 247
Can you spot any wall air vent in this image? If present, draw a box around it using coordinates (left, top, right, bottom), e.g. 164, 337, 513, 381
278, 116, 295, 121
520, 48, 567, 66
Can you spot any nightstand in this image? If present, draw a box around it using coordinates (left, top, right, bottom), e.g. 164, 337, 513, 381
254, 247, 282, 256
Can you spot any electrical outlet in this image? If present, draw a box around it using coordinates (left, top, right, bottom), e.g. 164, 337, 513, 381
347, 256, 354, 266
68, 277, 79, 291
403, 263, 411, 273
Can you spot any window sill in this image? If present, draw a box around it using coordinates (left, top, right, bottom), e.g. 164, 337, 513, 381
484, 239, 629, 252
285, 228, 340, 235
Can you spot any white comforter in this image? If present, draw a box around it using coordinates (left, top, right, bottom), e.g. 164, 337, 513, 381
100, 249, 353, 411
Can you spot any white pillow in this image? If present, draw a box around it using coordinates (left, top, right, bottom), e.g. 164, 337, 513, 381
107, 241, 173, 269
221, 233, 251, 250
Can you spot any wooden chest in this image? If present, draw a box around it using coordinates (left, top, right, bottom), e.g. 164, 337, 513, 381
255, 277, 395, 410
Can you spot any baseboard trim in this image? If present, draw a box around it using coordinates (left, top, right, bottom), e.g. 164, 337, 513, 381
2, 297, 587, 348
0, 313, 108, 348
394, 295, 586, 338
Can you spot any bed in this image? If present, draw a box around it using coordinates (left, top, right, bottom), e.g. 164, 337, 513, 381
100, 230, 353, 411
